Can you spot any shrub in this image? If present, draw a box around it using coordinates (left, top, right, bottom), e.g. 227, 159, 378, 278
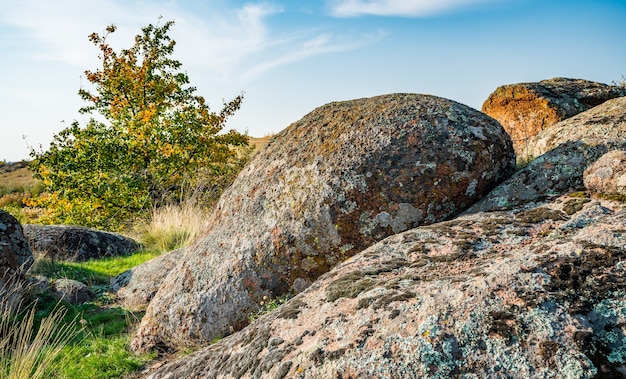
29, 19, 250, 231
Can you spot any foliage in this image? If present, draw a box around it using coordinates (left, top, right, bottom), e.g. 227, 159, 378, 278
28, 20, 250, 231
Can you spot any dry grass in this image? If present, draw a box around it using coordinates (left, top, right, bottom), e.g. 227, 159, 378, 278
0, 168, 39, 190
138, 200, 210, 252
249, 135, 274, 154
0, 281, 79, 379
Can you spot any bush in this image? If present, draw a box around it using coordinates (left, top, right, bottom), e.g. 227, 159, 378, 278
29, 20, 250, 231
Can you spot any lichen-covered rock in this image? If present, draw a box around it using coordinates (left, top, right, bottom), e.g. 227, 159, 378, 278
52, 278, 96, 305
111, 249, 181, 311
131, 93, 515, 352
144, 193, 626, 379
0, 210, 33, 282
584, 150, 626, 197
0, 210, 32, 308
23, 224, 139, 262
465, 141, 610, 213
482, 78, 626, 157
521, 96, 626, 163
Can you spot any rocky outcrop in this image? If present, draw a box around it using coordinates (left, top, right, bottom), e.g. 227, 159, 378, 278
23, 224, 139, 262
584, 150, 626, 197
0, 210, 33, 286
521, 96, 626, 163
111, 249, 181, 311
482, 78, 626, 157
144, 194, 626, 379
131, 93, 515, 352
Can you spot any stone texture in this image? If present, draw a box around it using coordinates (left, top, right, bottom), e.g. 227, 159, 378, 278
482, 78, 626, 157
584, 150, 626, 197
52, 278, 96, 305
23, 224, 139, 262
144, 193, 626, 379
131, 93, 515, 352
0, 210, 33, 282
111, 249, 181, 311
520, 96, 626, 163
0, 210, 32, 309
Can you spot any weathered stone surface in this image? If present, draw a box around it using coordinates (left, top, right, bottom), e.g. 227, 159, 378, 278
52, 278, 96, 305
0, 210, 32, 308
482, 78, 626, 157
0, 210, 33, 283
465, 141, 610, 214
144, 193, 626, 379
23, 224, 139, 262
131, 93, 515, 352
584, 150, 626, 197
522, 96, 626, 163
111, 249, 181, 311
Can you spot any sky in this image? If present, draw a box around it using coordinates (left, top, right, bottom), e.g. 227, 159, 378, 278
1, 0, 625, 162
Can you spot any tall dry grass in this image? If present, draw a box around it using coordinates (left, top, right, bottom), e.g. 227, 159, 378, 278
139, 200, 210, 252
0, 281, 79, 379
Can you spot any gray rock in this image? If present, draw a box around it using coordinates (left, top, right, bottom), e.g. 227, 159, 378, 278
23, 224, 139, 262
111, 249, 181, 311
131, 93, 515, 352
0, 210, 33, 284
144, 194, 626, 379
482, 77, 626, 158
584, 149, 626, 197
522, 96, 626, 163
52, 278, 96, 305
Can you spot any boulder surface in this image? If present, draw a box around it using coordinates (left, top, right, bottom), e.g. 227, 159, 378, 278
584, 149, 626, 197
482, 78, 625, 157
144, 194, 626, 379
23, 224, 139, 262
0, 210, 33, 284
131, 93, 515, 352
521, 96, 626, 163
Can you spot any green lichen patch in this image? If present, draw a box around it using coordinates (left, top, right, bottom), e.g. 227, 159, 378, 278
563, 198, 591, 215
515, 207, 569, 224
325, 272, 378, 302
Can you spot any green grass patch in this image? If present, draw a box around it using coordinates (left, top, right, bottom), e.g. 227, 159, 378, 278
31, 250, 162, 283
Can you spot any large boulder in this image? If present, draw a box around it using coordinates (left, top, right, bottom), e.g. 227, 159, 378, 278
522, 96, 626, 163
131, 93, 515, 352
482, 78, 626, 158
0, 210, 33, 284
144, 193, 626, 379
22, 224, 139, 262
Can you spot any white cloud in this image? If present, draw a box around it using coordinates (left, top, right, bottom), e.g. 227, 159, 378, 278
329, 0, 496, 17
0, 0, 378, 83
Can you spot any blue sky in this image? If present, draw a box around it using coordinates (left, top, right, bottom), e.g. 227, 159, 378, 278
1, 0, 625, 162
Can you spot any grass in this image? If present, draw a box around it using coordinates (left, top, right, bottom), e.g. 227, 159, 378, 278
137, 202, 208, 252
0, 279, 79, 379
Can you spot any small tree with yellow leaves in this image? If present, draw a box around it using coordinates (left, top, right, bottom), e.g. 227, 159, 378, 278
29, 20, 249, 230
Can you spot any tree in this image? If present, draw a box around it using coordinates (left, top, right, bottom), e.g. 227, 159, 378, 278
29, 20, 250, 230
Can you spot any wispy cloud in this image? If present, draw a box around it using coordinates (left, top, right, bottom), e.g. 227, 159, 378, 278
0, 1, 380, 84
328, 0, 497, 17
